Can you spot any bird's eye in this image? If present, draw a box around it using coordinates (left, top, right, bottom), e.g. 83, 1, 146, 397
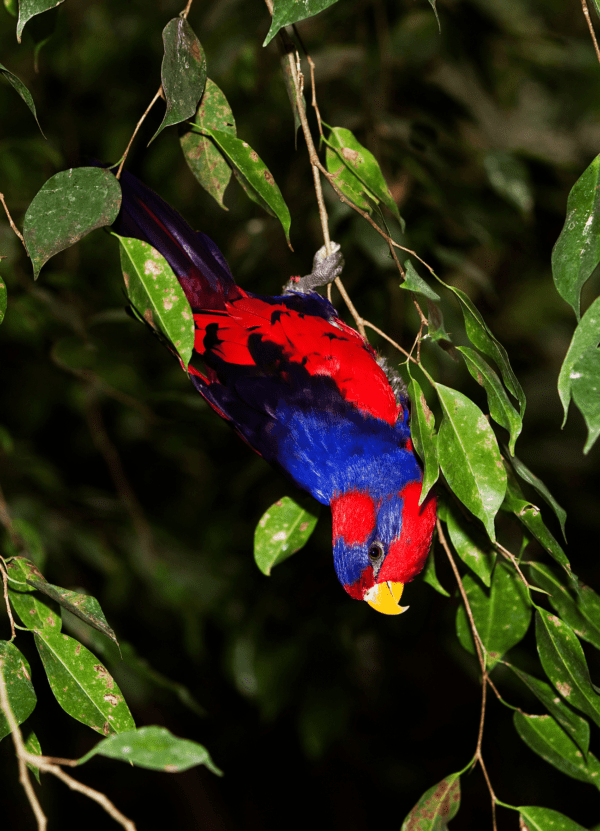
368, 542, 385, 562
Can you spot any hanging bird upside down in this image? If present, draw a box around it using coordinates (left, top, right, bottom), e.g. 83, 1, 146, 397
112, 171, 437, 614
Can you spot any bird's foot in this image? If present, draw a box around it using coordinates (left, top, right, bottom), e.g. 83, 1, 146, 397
283, 242, 344, 294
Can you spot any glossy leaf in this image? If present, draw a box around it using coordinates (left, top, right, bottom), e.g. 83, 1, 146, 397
557, 295, 600, 427
8, 588, 61, 633
325, 126, 404, 227
535, 609, 600, 730
16, 0, 65, 42
407, 376, 439, 503
325, 140, 372, 212
24, 167, 121, 279
0, 641, 36, 742
401, 260, 441, 302
570, 346, 600, 454
199, 128, 291, 245
513, 711, 600, 788
0, 278, 6, 325
444, 501, 495, 587
552, 154, 600, 319
436, 384, 506, 540
117, 235, 194, 367
457, 346, 522, 455
518, 806, 589, 831
507, 663, 590, 756
150, 18, 207, 145
508, 453, 566, 540
79, 725, 222, 774
455, 561, 531, 668
483, 150, 533, 213
422, 550, 450, 597
254, 496, 320, 575
0, 62, 44, 135
180, 78, 235, 209
400, 772, 461, 830
264, 0, 340, 46
34, 631, 135, 736
5, 556, 45, 593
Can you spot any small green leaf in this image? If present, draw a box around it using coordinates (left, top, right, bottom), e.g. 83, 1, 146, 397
24, 730, 42, 782
444, 501, 495, 587
150, 18, 207, 145
5, 556, 45, 592
34, 631, 135, 736
400, 260, 441, 302
254, 496, 320, 575
483, 150, 533, 214
8, 588, 61, 632
552, 155, 600, 319
117, 235, 195, 367
199, 128, 291, 245
436, 384, 506, 540
16, 0, 65, 42
79, 725, 222, 775
571, 346, 600, 454
558, 295, 600, 427
407, 376, 439, 503
0, 62, 44, 136
455, 561, 531, 668
518, 806, 589, 831
400, 773, 461, 830
535, 609, 600, 730
24, 167, 122, 279
507, 453, 566, 540
421, 550, 450, 597
514, 711, 600, 788
0, 641, 36, 742
458, 346, 522, 455
0, 279, 6, 325
180, 78, 235, 209
263, 0, 340, 46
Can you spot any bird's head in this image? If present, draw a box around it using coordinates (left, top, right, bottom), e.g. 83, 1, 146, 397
331, 481, 437, 614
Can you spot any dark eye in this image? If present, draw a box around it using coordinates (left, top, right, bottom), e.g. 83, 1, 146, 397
368, 542, 385, 562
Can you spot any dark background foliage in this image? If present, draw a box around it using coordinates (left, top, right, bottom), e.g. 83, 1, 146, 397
1, 0, 600, 828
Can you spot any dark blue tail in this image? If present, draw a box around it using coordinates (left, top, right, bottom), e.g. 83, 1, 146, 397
113, 170, 240, 310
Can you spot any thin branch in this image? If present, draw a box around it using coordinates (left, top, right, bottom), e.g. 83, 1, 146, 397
0, 192, 26, 250
0, 560, 16, 640
581, 0, 600, 64
49, 766, 137, 830
116, 88, 162, 180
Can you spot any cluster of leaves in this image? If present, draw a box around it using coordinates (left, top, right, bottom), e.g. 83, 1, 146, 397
1, 0, 600, 830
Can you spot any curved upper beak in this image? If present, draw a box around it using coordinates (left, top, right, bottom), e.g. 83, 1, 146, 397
365, 581, 409, 615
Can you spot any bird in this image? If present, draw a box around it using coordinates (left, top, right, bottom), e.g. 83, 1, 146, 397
111, 170, 437, 614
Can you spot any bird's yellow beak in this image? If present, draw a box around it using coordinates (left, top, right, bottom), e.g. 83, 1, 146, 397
365, 581, 409, 615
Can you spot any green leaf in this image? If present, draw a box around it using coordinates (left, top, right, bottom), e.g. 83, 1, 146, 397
528, 562, 600, 652
483, 150, 533, 214
421, 550, 450, 597
400, 260, 441, 302
507, 663, 590, 756
0, 278, 6, 325
254, 496, 320, 575
180, 78, 235, 209
535, 609, 600, 730
507, 453, 566, 540
263, 0, 340, 46
324, 126, 404, 227
199, 128, 291, 245
8, 588, 61, 632
16, 0, 65, 42
400, 772, 461, 830
407, 376, 439, 503
34, 631, 135, 736
24, 167, 122, 279
444, 501, 495, 587
514, 711, 600, 788
571, 345, 600, 454
0, 62, 44, 136
24, 730, 42, 782
552, 154, 600, 319
79, 725, 222, 775
518, 806, 589, 831
455, 561, 531, 668
457, 346, 522, 455
0, 641, 36, 742
117, 235, 195, 367
435, 384, 507, 540
325, 141, 372, 213
5, 556, 45, 592
150, 18, 207, 145
557, 295, 600, 427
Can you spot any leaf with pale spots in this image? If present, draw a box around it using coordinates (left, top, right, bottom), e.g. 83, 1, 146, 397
557, 295, 600, 438
263, 0, 340, 46
34, 631, 134, 736
518, 806, 590, 831
455, 560, 531, 669
400, 772, 461, 830
435, 383, 506, 540
514, 711, 600, 789
16, 0, 65, 42
117, 235, 194, 367
8, 588, 61, 633
0, 641, 36, 742
0, 61, 44, 135
407, 375, 438, 503
24, 167, 121, 279
78, 725, 222, 775
254, 496, 320, 575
